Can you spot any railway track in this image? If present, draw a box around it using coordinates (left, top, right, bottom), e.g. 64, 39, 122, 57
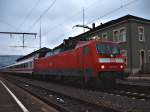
4, 76, 118, 112
96, 82, 150, 101
3, 75, 150, 112
102, 88, 150, 101
63, 81, 150, 101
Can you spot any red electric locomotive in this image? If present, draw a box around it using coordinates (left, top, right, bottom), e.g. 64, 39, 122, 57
34, 39, 128, 85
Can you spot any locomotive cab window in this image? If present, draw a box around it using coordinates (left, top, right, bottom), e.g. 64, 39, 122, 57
83, 46, 89, 55
96, 43, 120, 55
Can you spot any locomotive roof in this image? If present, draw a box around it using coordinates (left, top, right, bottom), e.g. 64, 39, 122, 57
75, 40, 122, 47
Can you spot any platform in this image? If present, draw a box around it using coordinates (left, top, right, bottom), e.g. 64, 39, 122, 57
0, 80, 28, 112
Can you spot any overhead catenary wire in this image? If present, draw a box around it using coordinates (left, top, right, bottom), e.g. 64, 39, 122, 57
46, 0, 140, 47
1, 0, 139, 50
42, 10, 82, 36
0, 0, 43, 51
42, 0, 139, 38
42, 0, 99, 36
16, 0, 41, 32
28, 0, 57, 32
11, 0, 56, 49
0, 19, 17, 30
86, 0, 139, 25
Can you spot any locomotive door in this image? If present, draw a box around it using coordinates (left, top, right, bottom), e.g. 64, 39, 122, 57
77, 45, 93, 77
77, 47, 84, 75
82, 45, 92, 77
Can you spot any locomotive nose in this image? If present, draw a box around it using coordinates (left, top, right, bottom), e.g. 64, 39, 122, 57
98, 58, 124, 71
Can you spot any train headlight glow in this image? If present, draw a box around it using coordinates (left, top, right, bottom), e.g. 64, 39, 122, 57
115, 58, 124, 63
99, 58, 110, 63
120, 65, 123, 69
101, 65, 105, 69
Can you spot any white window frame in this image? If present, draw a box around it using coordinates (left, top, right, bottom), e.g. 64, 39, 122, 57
113, 27, 126, 42
113, 30, 119, 42
138, 26, 145, 42
102, 32, 108, 40
119, 27, 126, 42
120, 49, 128, 65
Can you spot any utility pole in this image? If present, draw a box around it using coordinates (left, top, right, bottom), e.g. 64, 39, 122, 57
23, 34, 24, 48
39, 17, 42, 49
83, 8, 85, 32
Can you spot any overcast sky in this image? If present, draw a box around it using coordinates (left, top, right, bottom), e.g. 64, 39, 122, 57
0, 0, 149, 55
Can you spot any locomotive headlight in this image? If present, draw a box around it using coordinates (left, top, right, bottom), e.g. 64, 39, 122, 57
120, 65, 123, 69
101, 65, 105, 69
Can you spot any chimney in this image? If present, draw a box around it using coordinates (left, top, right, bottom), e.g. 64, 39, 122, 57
92, 23, 95, 29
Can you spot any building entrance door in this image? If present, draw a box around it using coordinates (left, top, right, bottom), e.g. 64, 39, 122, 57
140, 50, 146, 70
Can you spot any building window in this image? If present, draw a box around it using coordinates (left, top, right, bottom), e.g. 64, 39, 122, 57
148, 50, 150, 63
102, 32, 108, 40
113, 28, 126, 42
120, 50, 127, 65
138, 26, 145, 41
113, 30, 119, 42
120, 28, 126, 42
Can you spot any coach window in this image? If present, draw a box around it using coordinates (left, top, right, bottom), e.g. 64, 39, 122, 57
83, 46, 89, 55
27, 62, 30, 68
26, 63, 28, 68
24, 64, 26, 68
30, 62, 32, 68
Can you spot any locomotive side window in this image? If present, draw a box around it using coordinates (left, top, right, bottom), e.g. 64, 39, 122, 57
83, 46, 89, 55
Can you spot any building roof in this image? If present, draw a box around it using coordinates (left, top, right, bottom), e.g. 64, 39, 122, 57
16, 47, 50, 62
75, 14, 150, 40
